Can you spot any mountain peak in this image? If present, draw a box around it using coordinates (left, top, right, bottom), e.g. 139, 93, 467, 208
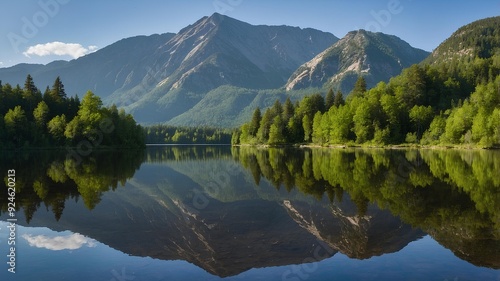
208, 12, 226, 22
285, 30, 429, 92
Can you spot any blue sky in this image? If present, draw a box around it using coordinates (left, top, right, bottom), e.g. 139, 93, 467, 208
0, 0, 499, 67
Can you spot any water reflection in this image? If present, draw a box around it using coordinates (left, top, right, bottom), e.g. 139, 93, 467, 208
0, 146, 499, 279
234, 147, 500, 269
0, 149, 145, 219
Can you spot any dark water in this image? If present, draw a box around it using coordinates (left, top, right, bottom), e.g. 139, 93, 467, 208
0, 146, 499, 281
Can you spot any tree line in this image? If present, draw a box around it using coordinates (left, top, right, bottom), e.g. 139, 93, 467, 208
233, 54, 500, 147
145, 124, 232, 144
0, 75, 145, 148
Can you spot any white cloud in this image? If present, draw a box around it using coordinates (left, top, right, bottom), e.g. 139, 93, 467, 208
0, 62, 3, 66
22, 233, 97, 251
23, 42, 98, 59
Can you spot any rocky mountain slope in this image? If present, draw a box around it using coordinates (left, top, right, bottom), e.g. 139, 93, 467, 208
285, 30, 429, 93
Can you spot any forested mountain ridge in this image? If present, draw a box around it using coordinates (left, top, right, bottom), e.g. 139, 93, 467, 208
424, 16, 500, 66
234, 16, 500, 148
285, 30, 429, 93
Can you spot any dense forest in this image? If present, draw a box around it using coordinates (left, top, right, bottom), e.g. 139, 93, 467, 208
145, 125, 232, 144
233, 17, 500, 148
0, 75, 145, 148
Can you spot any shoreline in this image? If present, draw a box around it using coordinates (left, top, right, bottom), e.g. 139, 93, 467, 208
233, 143, 500, 151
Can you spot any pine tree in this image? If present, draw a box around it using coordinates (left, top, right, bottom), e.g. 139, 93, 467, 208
333, 90, 345, 107
23, 74, 38, 97
50, 76, 66, 103
257, 109, 273, 143
271, 99, 283, 117
249, 107, 261, 137
351, 76, 367, 97
325, 88, 335, 109
283, 97, 295, 122
22, 74, 41, 114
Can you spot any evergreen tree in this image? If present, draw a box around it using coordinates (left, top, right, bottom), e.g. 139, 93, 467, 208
283, 97, 295, 122
248, 107, 261, 137
271, 99, 284, 117
22, 74, 41, 114
257, 109, 274, 143
325, 88, 335, 109
351, 76, 367, 97
333, 90, 345, 107
50, 76, 66, 102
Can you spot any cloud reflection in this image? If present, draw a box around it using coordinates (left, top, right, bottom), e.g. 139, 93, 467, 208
22, 233, 96, 251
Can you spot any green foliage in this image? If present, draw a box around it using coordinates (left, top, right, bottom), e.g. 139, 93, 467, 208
421, 114, 447, 145
328, 105, 354, 144
302, 114, 312, 142
248, 107, 261, 137
325, 88, 335, 109
4, 106, 28, 146
351, 76, 367, 97
333, 90, 345, 107
236, 19, 500, 148
257, 109, 274, 142
0, 76, 144, 148
352, 99, 375, 143
311, 112, 324, 143
268, 115, 285, 144
409, 105, 434, 140
144, 124, 232, 144
33, 101, 49, 128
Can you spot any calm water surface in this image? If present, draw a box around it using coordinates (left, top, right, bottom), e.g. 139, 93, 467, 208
0, 146, 499, 281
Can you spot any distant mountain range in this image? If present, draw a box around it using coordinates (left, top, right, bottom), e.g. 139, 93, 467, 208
0, 12, 469, 127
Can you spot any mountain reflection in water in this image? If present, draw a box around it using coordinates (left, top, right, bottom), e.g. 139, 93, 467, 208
0, 146, 499, 278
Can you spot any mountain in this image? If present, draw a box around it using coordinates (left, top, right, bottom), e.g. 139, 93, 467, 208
116, 13, 337, 123
285, 30, 429, 94
283, 200, 424, 260
0, 13, 337, 124
0, 33, 176, 98
423, 16, 500, 66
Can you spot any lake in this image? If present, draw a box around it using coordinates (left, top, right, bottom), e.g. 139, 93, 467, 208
1, 146, 499, 281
